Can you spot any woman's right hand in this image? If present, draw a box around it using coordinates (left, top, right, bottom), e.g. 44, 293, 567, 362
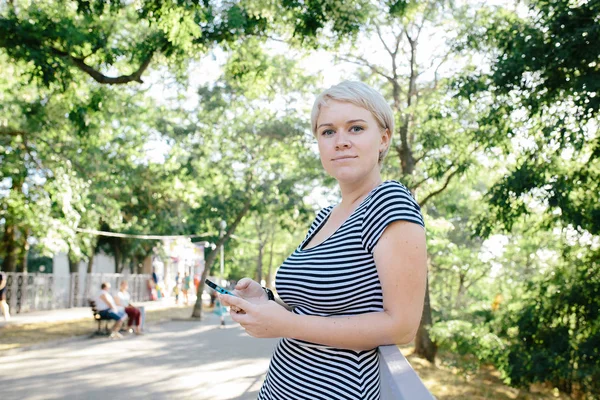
233, 278, 269, 306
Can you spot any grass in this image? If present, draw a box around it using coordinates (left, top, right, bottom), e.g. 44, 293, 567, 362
0, 305, 197, 353
400, 346, 571, 400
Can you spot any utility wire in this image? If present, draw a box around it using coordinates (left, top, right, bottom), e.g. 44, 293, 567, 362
75, 228, 261, 244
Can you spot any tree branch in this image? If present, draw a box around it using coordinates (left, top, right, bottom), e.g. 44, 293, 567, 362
375, 24, 394, 59
336, 55, 396, 85
0, 127, 28, 137
51, 48, 155, 85
463, 265, 493, 292
419, 166, 462, 207
416, 0, 434, 42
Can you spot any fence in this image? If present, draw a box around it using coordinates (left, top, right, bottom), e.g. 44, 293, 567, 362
3, 272, 152, 313
379, 345, 435, 399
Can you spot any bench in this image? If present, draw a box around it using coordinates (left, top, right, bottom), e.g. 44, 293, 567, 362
88, 299, 112, 336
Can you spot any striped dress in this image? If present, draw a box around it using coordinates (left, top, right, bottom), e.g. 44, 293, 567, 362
258, 180, 425, 400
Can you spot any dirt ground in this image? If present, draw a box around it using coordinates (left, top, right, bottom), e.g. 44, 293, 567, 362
0, 305, 200, 352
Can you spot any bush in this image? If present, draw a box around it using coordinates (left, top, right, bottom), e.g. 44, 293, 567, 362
430, 319, 506, 373
499, 256, 600, 398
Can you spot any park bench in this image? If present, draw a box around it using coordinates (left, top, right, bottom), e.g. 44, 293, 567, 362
88, 299, 111, 336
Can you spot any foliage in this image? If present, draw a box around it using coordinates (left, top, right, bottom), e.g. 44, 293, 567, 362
497, 244, 600, 396
455, 0, 600, 236
451, 1, 600, 396
430, 319, 505, 374
0, 0, 371, 273
0, 0, 374, 87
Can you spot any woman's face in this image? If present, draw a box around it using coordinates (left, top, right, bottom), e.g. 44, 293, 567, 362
315, 101, 389, 183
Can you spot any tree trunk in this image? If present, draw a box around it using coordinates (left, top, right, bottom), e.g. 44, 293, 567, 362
83, 253, 95, 303
19, 229, 29, 273
112, 242, 122, 273
86, 238, 98, 274
455, 273, 465, 309
265, 227, 276, 289
191, 199, 252, 319
414, 279, 437, 362
68, 253, 79, 274
256, 242, 265, 284
0, 223, 18, 272
86, 254, 94, 274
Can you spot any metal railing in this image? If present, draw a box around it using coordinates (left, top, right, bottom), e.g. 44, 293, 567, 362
379, 345, 435, 399
3, 272, 152, 313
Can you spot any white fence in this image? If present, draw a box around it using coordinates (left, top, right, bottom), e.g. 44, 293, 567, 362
3, 272, 152, 313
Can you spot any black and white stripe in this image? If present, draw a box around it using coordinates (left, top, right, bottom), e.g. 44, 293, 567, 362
258, 180, 424, 400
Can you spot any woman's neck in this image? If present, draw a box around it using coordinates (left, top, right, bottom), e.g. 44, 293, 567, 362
338, 172, 383, 211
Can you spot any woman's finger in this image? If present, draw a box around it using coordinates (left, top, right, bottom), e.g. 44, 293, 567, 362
230, 310, 250, 324
221, 293, 253, 312
236, 277, 253, 290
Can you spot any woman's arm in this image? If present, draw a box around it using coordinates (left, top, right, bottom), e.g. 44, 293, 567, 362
222, 220, 427, 351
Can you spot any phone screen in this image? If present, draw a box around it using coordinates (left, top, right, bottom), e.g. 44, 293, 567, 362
205, 279, 236, 296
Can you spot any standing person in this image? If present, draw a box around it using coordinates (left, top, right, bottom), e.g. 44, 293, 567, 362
218, 81, 427, 399
213, 298, 227, 329
174, 272, 181, 304
182, 272, 191, 305
0, 271, 10, 321
115, 281, 143, 335
96, 282, 127, 339
152, 267, 158, 287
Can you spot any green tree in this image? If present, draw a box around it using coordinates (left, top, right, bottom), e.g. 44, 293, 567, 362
331, 0, 486, 361
0, 0, 373, 88
142, 42, 324, 318
455, 0, 600, 395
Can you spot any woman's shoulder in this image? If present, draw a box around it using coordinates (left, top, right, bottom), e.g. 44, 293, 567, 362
365, 180, 415, 205
317, 204, 335, 217
374, 180, 411, 195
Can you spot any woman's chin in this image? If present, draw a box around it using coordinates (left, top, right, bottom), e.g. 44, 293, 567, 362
330, 170, 365, 183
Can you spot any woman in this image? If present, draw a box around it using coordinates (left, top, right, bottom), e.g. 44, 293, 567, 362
182, 272, 191, 305
219, 81, 427, 399
115, 280, 143, 335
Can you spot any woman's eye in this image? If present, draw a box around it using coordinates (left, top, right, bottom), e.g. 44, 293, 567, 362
350, 126, 364, 133
321, 129, 335, 136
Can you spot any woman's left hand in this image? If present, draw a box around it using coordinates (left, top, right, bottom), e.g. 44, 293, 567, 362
218, 293, 290, 338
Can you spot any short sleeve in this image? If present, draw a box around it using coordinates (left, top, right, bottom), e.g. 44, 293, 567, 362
361, 181, 424, 253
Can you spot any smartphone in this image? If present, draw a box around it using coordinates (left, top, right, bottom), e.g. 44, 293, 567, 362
205, 279, 236, 296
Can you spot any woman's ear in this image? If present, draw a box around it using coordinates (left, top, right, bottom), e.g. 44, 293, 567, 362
380, 128, 391, 152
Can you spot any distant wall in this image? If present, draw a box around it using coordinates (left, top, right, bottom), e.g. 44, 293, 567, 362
52, 252, 116, 276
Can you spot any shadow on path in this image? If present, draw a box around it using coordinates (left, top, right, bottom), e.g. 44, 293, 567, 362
0, 313, 276, 400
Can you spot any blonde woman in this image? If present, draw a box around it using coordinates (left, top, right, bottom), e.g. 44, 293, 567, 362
220, 81, 427, 399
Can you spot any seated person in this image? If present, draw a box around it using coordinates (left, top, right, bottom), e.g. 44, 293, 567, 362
115, 280, 143, 335
96, 282, 127, 339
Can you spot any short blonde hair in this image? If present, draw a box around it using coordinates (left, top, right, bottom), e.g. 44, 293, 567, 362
311, 81, 394, 162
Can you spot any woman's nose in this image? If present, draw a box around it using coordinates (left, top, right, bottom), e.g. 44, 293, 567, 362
335, 133, 351, 150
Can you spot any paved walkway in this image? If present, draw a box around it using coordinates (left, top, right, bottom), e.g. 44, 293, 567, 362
0, 312, 277, 400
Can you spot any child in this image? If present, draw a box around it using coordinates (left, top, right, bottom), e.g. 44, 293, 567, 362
213, 298, 227, 328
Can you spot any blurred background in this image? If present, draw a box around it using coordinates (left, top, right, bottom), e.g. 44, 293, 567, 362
0, 0, 598, 398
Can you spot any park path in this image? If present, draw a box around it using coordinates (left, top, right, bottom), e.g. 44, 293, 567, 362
0, 313, 277, 400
